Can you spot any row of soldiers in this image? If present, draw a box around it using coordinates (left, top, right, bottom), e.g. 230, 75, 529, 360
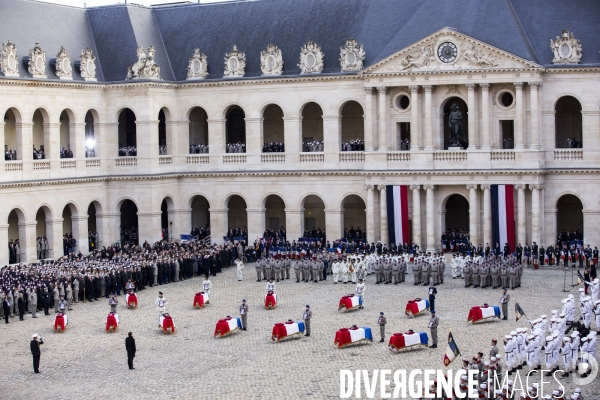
450, 254, 524, 289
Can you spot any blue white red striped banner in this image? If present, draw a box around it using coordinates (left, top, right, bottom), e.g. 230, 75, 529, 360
491, 185, 515, 252
386, 185, 410, 246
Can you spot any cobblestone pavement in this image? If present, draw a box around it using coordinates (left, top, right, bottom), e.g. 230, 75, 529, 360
1, 264, 598, 399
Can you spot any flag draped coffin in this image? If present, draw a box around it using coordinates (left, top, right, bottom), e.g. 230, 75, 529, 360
126, 292, 138, 308
338, 294, 362, 311
386, 185, 410, 247
388, 331, 428, 351
193, 292, 210, 308
405, 298, 430, 317
334, 326, 373, 348
265, 292, 277, 309
271, 321, 306, 341
467, 305, 501, 323
106, 313, 119, 332
214, 317, 242, 337
54, 313, 68, 331
160, 314, 175, 333
491, 185, 515, 252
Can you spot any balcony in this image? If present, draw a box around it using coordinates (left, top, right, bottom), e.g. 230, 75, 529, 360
187, 155, 209, 164
387, 152, 411, 162
223, 154, 246, 164
5, 160, 22, 172
339, 151, 365, 163
300, 152, 324, 163
60, 160, 76, 169
433, 151, 467, 162
490, 150, 515, 161
261, 154, 285, 163
115, 157, 137, 167
33, 160, 50, 170
86, 158, 100, 168
554, 149, 583, 160
158, 156, 172, 165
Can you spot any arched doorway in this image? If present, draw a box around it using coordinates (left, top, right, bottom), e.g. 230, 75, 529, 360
7, 208, 25, 263
158, 109, 167, 155
340, 101, 365, 151
62, 204, 73, 256
88, 201, 101, 250
161, 197, 174, 241
190, 195, 210, 231
118, 108, 137, 156
556, 195, 583, 240
85, 110, 96, 157
35, 206, 53, 259
302, 195, 325, 238
262, 104, 284, 152
264, 195, 286, 239
189, 107, 209, 153
342, 194, 366, 241
301, 102, 323, 151
444, 194, 470, 234
4, 108, 19, 160
225, 106, 246, 153
120, 199, 138, 245
227, 195, 247, 236
32, 108, 49, 159
59, 110, 73, 158
442, 97, 468, 150
555, 96, 582, 148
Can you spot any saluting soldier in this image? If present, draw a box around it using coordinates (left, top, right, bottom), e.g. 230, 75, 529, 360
500, 288, 510, 320
428, 311, 439, 349
255, 259, 262, 282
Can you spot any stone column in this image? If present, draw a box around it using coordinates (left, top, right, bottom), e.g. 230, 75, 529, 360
209, 208, 227, 244
514, 82, 525, 149
528, 82, 541, 149
135, 120, 160, 170
466, 84, 477, 149
363, 87, 375, 151
169, 120, 188, 165
0, 123, 4, 170
73, 214, 89, 255
482, 184, 492, 246
23, 221, 38, 262
409, 185, 421, 247
0, 224, 8, 265
70, 123, 86, 169
284, 208, 303, 243
101, 122, 119, 162
325, 208, 343, 242
172, 208, 192, 241
103, 212, 121, 246
323, 115, 341, 164
247, 208, 266, 244
515, 184, 526, 246
365, 184, 376, 243
480, 83, 491, 150
530, 184, 541, 246
44, 122, 60, 161
244, 117, 262, 163
467, 184, 478, 245
137, 211, 162, 244
17, 122, 33, 163
377, 87, 388, 151
207, 118, 226, 165
423, 85, 434, 151
48, 218, 64, 259
378, 185, 388, 244
540, 185, 545, 243
409, 85, 420, 150
283, 116, 302, 163
424, 184, 436, 252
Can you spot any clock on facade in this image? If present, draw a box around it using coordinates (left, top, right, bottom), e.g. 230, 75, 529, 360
438, 42, 458, 63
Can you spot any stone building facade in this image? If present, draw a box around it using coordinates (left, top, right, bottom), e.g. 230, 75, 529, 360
0, 0, 598, 264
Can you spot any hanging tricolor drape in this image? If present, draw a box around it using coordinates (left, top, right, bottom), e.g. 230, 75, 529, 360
386, 185, 410, 246
491, 185, 515, 252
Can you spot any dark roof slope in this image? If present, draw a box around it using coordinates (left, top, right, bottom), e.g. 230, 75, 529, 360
1, 0, 600, 82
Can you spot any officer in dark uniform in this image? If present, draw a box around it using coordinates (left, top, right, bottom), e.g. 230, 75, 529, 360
516, 244, 523, 264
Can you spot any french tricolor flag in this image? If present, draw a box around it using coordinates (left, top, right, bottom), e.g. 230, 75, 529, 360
491, 185, 515, 252
386, 185, 410, 246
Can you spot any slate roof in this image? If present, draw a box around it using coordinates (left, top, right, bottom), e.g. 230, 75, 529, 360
1, 0, 600, 83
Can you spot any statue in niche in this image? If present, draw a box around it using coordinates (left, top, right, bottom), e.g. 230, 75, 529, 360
447, 102, 465, 147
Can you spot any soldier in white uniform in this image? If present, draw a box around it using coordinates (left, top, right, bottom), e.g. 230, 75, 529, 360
355, 279, 365, 309
560, 337, 572, 377
202, 276, 212, 297
155, 292, 167, 324
332, 259, 340, 284
234, 257, 245, 281
340, 259, 349, 284
255, 259, 263, 282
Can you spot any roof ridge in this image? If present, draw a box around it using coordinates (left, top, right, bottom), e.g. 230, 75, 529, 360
504, 0, 540, 64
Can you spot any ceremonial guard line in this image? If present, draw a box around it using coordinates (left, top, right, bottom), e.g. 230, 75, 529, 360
193, 292, 210, 309
405, 298, 430, 318
214, 316, 242, 338
334, 325, 373, 348
271, 320, 305, 342
53, 312, 68, 332
388, 330, 429, 353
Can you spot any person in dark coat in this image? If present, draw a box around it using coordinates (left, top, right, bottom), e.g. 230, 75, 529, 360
41, 289, 50, 315
2, 296, 10, 324
85, 275, 94, 302
30, 333, 43, 373
17, 293, 25, 320
125, 331, 136, 369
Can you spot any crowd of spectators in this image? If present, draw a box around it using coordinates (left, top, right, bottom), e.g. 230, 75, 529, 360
189, 144, 209, 154
226, 143, 246, 153
118, 146, 137, 157
33, 148, 45, 159
567, 137, 582, 148
341, 139, 364, 151
60, 147, 73, 158
262, 142, 284, 152
302, 140, 323, 152
4, 149, 17, 160
159, 145, 167, 155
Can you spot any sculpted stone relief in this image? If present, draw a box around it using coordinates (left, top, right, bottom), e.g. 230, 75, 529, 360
339, 39, 365, 72
224, 45, 246, 77
54, 46, 72, 80
260, 44, 283, 76
0, 40, 19, 77
79, 48, 97, 81
126, 46, 161, 80
28, 43, 46, 78
298, 41, 324, 74
187, 48, 208, 80
551, 30, 582, 64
